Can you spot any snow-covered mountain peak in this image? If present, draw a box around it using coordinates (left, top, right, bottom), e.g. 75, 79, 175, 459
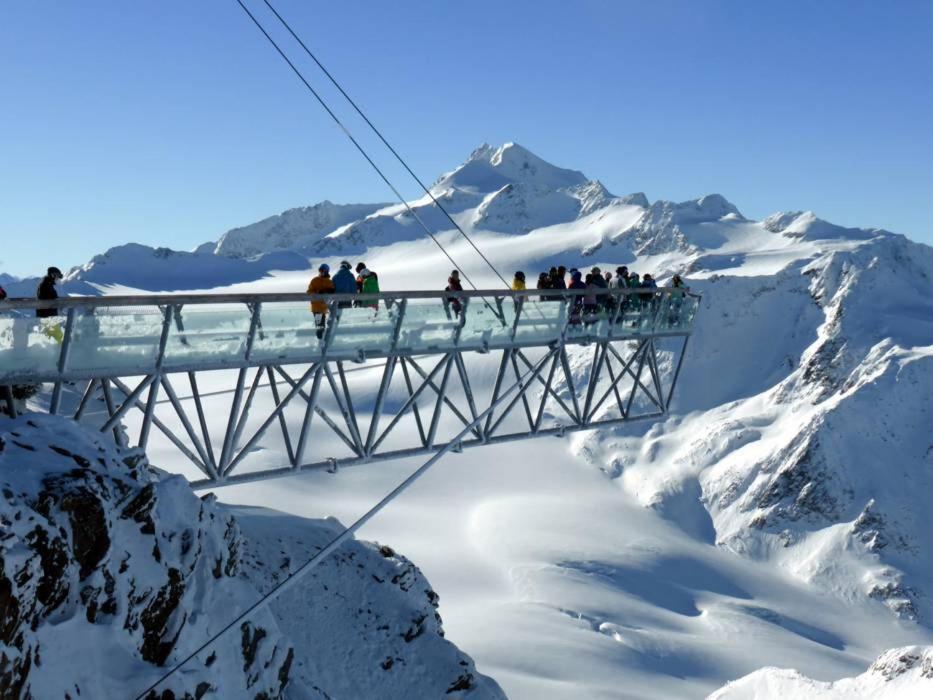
610, 193, 746, 257
682, 193, 744, 221
763, 210, 881, 241
435, 142, 591, 194
617, 191, 650, 208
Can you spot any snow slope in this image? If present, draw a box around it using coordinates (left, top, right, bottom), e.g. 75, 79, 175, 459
206, 200, 389, 259
711, 646, 933, 699
4, 143, 933, 698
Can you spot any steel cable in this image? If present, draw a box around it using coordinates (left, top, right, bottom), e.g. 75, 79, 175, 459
233, 0, 501, 320
259, 0, 513, 291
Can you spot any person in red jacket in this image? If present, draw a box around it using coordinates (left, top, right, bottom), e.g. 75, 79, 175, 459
0, 285, 7, 301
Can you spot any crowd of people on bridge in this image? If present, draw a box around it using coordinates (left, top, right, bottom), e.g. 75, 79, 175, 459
307, 261, 381, 337
306, 259, 687, 336
508, 264, 686, 326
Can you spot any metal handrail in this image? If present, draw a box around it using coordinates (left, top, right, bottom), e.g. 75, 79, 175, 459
0, 287, 696, 311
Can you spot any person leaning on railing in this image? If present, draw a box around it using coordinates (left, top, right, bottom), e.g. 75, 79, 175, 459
307, 263, 335, 340
36, 266, 62, 318
445, 270, 464, 318
332, 261, 357, 308
666, 274, 687, 325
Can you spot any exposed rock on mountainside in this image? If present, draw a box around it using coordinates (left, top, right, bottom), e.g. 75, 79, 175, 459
611, 194, 744, 256
0, 414, 504, 699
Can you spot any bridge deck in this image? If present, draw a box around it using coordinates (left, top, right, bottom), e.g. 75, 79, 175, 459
0, 289, 697, 384
1, 289, 699, 488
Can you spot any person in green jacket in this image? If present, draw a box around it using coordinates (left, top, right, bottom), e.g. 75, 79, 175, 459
358, 266, 380, 310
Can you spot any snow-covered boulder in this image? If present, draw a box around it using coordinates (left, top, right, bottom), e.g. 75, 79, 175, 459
0, 414, 504, 698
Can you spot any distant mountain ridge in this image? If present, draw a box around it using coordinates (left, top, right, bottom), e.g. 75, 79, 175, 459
0, 141, 905, 295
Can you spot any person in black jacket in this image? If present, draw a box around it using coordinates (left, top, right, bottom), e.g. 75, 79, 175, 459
36, 266, 62, 318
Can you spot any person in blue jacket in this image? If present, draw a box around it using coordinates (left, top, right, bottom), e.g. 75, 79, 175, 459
332, 260, 358, 308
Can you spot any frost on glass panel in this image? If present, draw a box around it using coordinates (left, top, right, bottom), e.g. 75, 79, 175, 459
251, 303, 323, 363
459, 297, 512, 350
162, 305, 252, 369
328, 303, 396, 359
68, 306, 164, 374
395, 299, 458, 353
0, 314, 61, 376
513, 300, 565, 344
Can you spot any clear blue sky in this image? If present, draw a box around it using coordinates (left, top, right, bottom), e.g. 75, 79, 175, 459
2, 0, 931, 277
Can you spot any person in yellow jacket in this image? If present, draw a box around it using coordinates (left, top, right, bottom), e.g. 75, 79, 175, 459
511, 270, 527, 291
307, 263, 336, 340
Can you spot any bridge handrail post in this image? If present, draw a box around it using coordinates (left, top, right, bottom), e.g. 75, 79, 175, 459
244, 302, 262, 361
389, 298, 407, 353
321, 299, 339, 355
453, 297, 468, 346
494, 296, 505, 328
49, 307, 77, 415
138, 304, 175, 450
510, 296, 524, 342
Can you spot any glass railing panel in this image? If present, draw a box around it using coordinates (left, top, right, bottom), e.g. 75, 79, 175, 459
395, 299, 458, 353
251, 302, 323, 363
459, 297, 506, 348
162, 304, 252, 369
328, 302, 396, 357
641, 293, 697, 333
513, 300, 566, 344
0, 311, 65, 378
459, 297, 511, 348
679, 295, 700, 330
67, 305, 165, 375
613, 295, 654, 333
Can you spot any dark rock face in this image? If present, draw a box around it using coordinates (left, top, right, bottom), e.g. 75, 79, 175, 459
753, 433, 846, 527
0, 415, 295, 698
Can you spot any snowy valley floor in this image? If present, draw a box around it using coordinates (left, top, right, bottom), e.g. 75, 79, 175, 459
77, 348, 932, 699
209, 435, 930, 699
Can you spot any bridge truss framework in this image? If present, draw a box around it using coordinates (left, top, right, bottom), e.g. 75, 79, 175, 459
0, 289, 696, 488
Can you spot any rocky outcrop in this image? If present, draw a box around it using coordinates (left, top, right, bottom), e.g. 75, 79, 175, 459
0, 416, 292, 698
0, 415, 505, 699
